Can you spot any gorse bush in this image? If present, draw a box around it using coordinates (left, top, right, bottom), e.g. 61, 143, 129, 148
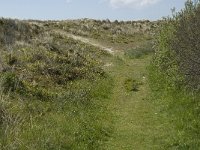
0, 30, 105, 101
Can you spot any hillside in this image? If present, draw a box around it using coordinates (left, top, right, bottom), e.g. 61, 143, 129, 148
1, 15, 199, 150
0, 18, 157, 149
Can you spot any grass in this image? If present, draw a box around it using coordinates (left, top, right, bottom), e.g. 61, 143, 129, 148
104, 53, 178, 149
0, 76, 114, 150
104, 47, 199, 149
148, 64, 200, 149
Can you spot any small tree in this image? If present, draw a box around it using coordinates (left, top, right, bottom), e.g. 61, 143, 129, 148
171, 0, 200, 89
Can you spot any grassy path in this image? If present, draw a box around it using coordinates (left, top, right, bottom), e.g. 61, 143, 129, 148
53, 30, 174, 149
105, 55, 172, 150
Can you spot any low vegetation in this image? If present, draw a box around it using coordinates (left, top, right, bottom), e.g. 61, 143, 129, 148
0, 18, 113, 149
45, 19, 157, 50
124, 41, 154, 59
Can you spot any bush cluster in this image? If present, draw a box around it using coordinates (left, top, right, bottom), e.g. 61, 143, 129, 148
149, 0, 200, 148
153, 0, 200, 90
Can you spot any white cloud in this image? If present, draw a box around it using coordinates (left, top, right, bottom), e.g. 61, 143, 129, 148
107, 0, 161, 9
66, 0, 72, 4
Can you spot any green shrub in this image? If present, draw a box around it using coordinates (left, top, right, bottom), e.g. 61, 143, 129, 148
124, 78, 142, 92
149, 0, 200, 148
1, 72, 24, 94
154, 0, 200, 90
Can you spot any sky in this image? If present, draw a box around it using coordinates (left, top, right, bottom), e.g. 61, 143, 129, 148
0, 0, 186, 21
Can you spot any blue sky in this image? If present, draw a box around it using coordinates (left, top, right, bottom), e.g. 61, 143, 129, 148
0, 0, 186, 21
